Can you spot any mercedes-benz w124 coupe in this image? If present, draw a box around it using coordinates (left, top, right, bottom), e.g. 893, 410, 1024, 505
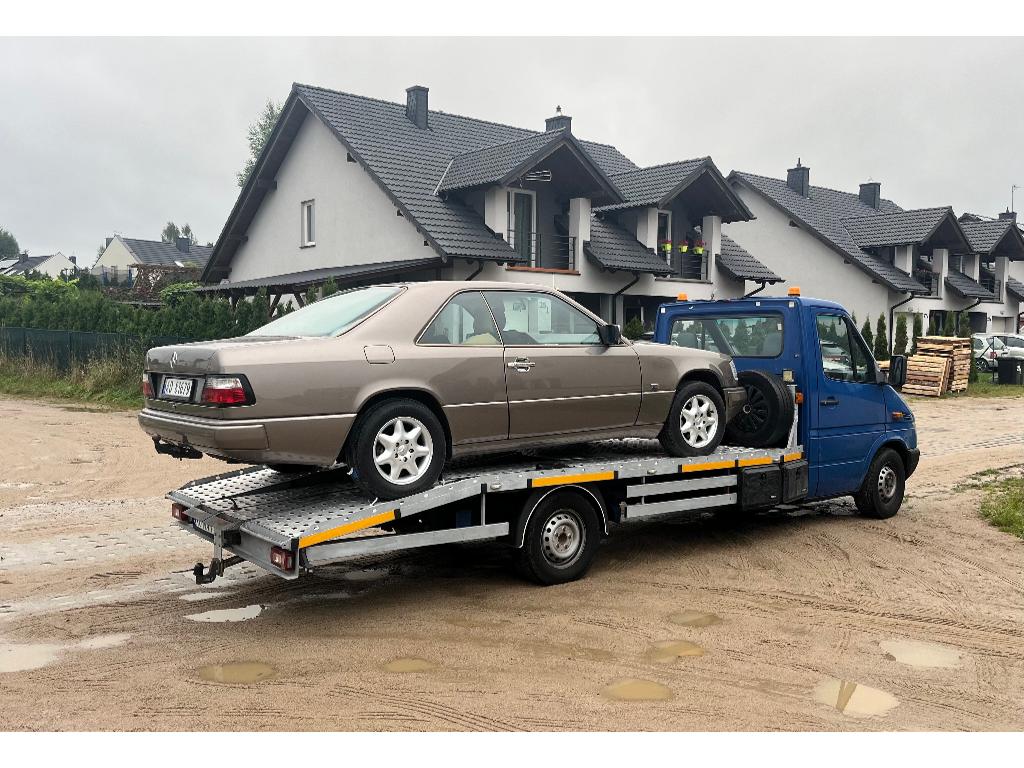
139, 281, 745, 499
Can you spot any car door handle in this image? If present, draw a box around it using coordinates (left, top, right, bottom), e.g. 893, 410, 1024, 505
820, 396, 840, 406
507, 358, 536, 372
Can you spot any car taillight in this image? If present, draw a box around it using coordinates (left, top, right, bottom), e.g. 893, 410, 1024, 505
171, 503, 191, 523
142, 373, 155, 398
270, 546, 294, 572
201, 376, 251, 406
989, 350, 997, 359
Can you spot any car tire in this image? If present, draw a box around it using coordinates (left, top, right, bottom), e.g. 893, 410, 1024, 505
724, 370, 794, 448
658, 380, 727, 457
346, 398, 446, 501
853, 448, 905, 519
516, 491, 601, 585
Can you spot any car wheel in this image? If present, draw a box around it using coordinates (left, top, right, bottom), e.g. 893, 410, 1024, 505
516, 491, 601, 585
658, 381, 727, 457
347, 398, 446, 501
853, 448, 905, 519
725, 370, 794, 448
974, 357, 988, 373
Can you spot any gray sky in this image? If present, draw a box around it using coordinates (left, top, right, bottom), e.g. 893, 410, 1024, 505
2, 37, 1023, 263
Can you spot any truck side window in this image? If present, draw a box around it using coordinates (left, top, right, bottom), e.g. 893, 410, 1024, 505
816, 314, 874, 383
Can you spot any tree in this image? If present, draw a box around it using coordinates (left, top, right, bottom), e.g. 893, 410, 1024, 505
850, 311, 858, 328
321, 277, 339, 298
623, 316, 645, 340
161, 222, 181, 244
874, 314, 889, 360
180, 223, 197, 246
911, 313, 923, 355
942, 310, 955, 337
237, 99, 283, 188
860, 319, 874, 353
0, 227, 19, 258
894, 314, 909, 356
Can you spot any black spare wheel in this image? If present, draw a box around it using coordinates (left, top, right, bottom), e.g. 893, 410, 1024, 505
725, 370, 794, 448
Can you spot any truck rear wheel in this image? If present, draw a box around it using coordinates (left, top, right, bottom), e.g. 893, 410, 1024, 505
516, 491, 601, 585
853, 448, 905, 519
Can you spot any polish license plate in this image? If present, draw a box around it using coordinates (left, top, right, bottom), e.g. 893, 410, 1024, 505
161, 377, 194, 400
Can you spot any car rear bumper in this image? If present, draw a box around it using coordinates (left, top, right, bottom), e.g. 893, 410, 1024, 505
723, 385, 747, 423
138, 408, 355, 466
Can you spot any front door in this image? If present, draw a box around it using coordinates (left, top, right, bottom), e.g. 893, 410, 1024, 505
483, 290, 641, 439
811, 312, 887, 497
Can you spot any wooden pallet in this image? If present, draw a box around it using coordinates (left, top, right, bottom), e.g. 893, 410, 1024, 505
902, 354, 952, 397
913, 337, 971, 393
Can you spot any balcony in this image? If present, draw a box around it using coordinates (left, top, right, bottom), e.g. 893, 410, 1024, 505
506, 231, 576, 272
664, 248, 707, 281
980, 271, 1002, 301
914, 270, 940, 297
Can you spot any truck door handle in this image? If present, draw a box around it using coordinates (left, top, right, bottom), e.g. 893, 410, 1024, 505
507, 358, 536, 372
820, 396, 839, 406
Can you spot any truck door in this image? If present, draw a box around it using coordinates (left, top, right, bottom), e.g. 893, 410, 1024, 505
810, 313, 887, 497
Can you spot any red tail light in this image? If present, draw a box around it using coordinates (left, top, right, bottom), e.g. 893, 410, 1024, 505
171, 503, 191, 523
142, 373, 155, 398
201, 376, 252, 406
270, 546, 294, 572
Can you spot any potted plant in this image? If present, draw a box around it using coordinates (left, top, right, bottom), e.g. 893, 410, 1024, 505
693, 238, 705, 255
677, 240, 689, 254
658, 239, 673, 256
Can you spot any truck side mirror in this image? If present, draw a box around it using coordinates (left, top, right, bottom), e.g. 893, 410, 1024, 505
598, 324, 622, 346
887, 355, 907, 389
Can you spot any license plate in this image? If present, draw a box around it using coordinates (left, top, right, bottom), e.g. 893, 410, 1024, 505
161, 377, 194, 400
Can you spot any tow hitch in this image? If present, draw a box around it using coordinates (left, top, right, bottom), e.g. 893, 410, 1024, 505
193, 555, 244, 584
154, 437, 203, 460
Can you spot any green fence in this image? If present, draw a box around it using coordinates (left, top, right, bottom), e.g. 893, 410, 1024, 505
0, 327, 192, 371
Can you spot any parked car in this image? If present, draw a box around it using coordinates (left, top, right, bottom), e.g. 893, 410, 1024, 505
139, 281, 746, 499
991, 333, 1024, 360
972, 333, 1005, 372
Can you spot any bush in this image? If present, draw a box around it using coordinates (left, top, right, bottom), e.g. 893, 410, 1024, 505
622, 316, 645, 340
860, 319, 874, 352
911, 313, 923, 354
874, 314, 889, 360
942, 311, 955, 337
894, 314, 909, 356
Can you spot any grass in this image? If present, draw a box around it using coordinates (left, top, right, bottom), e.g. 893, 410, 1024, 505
0, 350, 143, 410
979, 476, 1024, 540
904, 377, 1024, 401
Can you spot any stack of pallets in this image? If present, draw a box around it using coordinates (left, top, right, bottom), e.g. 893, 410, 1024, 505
902, 354, 952, 397
915, 336, 971, 393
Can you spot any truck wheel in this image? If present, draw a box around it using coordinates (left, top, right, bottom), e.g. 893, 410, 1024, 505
725, 370, 793, 448
347, 398, 446, 501
853, 448, 905, 519
517, 492, 601, 585
659, 381, 726, 457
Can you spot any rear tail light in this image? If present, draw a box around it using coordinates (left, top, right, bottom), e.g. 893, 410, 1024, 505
142, 373, 155, 398
201, 376, 252, 406
171, 503, 191, 523
270, 546, 294, 572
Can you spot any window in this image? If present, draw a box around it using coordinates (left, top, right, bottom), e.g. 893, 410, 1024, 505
248, 285, 402, 337
657, 210, 672, 262
301, 200, 315, 247
419, 291, 500, 346
815, 314, 875, 383
507, 190, 536, 264
669, 314, 784, 358
482, 290, 601, 345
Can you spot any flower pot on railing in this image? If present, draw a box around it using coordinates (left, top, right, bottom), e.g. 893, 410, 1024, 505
693, 239, 705, 255
677, 242, 689, 253
659, 240, 673, 256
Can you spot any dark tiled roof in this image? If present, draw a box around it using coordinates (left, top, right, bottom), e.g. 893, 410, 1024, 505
960, 219, 1014, 253
584, 217, 671, 275
438, 129, 565, 192
3, 255, 49, 275
718, 235, 782, 283
841, 207, 956, 248
1007, 276, 1024, 300
945, 269, 996, 300
122, 238, 212, 268
600, 158, 707, 210
194, 257, 443, 294
729, 171, 926, 293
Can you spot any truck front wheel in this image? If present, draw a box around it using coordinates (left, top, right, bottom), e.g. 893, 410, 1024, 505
853, 448, 905, 519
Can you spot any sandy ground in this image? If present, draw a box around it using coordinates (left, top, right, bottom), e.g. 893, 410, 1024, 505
0, 394, 1022, 731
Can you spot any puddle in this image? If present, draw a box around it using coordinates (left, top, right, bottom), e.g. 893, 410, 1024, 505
179, 591, 235, 602
77, 633, 131, 650
383, 657, 437, 673
880, 639, 961, 669
186, 604, 263, 623
643, 640, 705, 663
198, 661, 276, 684
602, 678, 673, 701
0, 642, 63, 673
668, 610, 722, 627
341, 568, 390, 583
813, 678, 898, 718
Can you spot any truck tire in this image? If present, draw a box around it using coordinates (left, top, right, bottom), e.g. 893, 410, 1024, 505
725, 370, 793, 448
516, 491, 601, 585
853, 448, 905, 519
346, 398, 446, 501
659, 381, 727, 457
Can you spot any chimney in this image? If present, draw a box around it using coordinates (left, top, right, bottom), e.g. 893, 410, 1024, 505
545, 105, 572, 133
998, 208, 1017, 223
69, 255, 77, 265
105, 237, 113, 248
786, 159, 810, 197
405, 85, 429, 129
859, 181, 881, 209
175, 236, 190, 254
18, 251, 28, 263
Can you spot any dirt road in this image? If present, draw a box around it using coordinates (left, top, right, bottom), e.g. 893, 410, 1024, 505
1, 395, 1022, 731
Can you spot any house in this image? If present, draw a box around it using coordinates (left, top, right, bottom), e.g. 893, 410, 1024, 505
1, 251, 78, 279
199, 83, 781, 326
93, 235, 213, 286
959, 212, 1024, 334
723, 161, 1010, 340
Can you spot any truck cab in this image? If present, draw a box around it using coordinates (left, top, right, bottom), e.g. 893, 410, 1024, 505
653, 291, 919, 511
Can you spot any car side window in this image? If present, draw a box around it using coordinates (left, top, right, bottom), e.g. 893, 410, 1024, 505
419, 291, 500, 346
816, 314, 874, 383
482, 291, 600, 345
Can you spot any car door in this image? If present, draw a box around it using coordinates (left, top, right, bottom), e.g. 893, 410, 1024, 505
811, 312, 887, 498
482, 290, 641, 439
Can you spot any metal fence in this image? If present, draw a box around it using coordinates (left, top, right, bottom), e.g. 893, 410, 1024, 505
0, 327, 191, 371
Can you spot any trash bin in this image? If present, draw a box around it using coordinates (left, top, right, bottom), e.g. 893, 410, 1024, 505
996, 357, 1024, 385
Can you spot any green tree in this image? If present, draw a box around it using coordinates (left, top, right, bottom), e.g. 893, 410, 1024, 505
623, 316, 645, 340
860, 319, 874, 353
911, 313, 923, 354
180, 223, 197, 246
161, 222, 181, 244
942, 311, 955, 337
928, 313, 940, 335
0, 227, 19, 258
850, 311, 858, 328
874, 314, 889, 360
321, 277, 339, 298
894, 314, 909, 356
237, 99, 283, 187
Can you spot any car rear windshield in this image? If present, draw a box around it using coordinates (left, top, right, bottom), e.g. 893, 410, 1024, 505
669, 313, 784, 358
247, 285, 403, 337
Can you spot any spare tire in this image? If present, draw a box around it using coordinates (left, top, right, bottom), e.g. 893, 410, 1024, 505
725, 370, 794, 448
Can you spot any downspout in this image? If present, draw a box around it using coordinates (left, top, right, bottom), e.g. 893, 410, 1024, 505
955, 297, 984, 335
742, 281, 768, 299
888, 293, 915, 351
611, 272, 640, 325
465, 260, 484, 281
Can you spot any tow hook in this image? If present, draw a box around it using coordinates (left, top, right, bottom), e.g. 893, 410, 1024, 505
193, 555, 243, 585
154, 437, 203, 461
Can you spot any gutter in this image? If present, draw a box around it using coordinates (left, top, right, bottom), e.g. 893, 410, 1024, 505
955, 297, 984, 335
611, 272, 640, 325
742, 281, 769, 299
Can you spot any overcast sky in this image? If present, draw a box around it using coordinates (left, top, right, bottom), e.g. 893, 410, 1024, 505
2, 37, 1023, 263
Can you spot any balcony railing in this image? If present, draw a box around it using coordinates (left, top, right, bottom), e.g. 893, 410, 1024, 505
914, 270, 940, 297
666, 251, 707, 280
980, 272, 1002, 300
507, 231, 576, 271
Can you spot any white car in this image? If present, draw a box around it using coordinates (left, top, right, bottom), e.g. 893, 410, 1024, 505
972, 333, 1005, 372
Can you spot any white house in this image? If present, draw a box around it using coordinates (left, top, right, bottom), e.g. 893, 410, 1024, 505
93, 235, 213, 286
1, 251, 78, 279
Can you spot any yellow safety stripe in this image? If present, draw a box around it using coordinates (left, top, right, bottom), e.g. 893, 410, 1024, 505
681, 459, 737, 473
737, 456, 774, 467
783, 451, 803, 463
299, 509, 396, 549
530, 470, 616, 488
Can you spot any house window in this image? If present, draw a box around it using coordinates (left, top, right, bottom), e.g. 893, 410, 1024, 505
657, 210, 672, 261
301, 200, 316, 247
507, 190, 536, 264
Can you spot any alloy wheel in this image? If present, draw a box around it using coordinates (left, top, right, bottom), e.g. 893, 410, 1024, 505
680, 393, 719, 449
373, 416, 434, 485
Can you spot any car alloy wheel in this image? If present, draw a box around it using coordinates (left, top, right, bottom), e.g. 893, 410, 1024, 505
372, 416, 434, 485
680, 393, 719, 449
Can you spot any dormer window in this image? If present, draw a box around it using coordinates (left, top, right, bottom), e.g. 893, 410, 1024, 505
301, 199, 316, 247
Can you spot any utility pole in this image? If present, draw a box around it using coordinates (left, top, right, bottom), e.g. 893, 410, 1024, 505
1013, 184, 1022, 214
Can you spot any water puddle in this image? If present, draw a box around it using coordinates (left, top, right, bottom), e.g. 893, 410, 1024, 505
0, 642, 63, 673
383, 657, 437, 673
198, 661, 277, 684
186, 604, 263, 623
880, 639, 961, 669
668, 610, 722, 627
77, 633, 130, 650
179, 591, 235, 602
341, 568, 390, 583
813, 678, 898, 717
602, 678, 673, 701
643, 640, 706, 663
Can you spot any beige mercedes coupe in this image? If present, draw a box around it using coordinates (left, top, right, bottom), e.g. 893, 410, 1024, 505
140, 281, 745, 499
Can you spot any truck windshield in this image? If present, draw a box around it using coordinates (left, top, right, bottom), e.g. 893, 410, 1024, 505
669, 314, 784, 358
247, 285, 403, 337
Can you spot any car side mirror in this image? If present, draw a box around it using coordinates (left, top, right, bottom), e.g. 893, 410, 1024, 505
598, 324, 622, 346
887, 355, 907, 389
